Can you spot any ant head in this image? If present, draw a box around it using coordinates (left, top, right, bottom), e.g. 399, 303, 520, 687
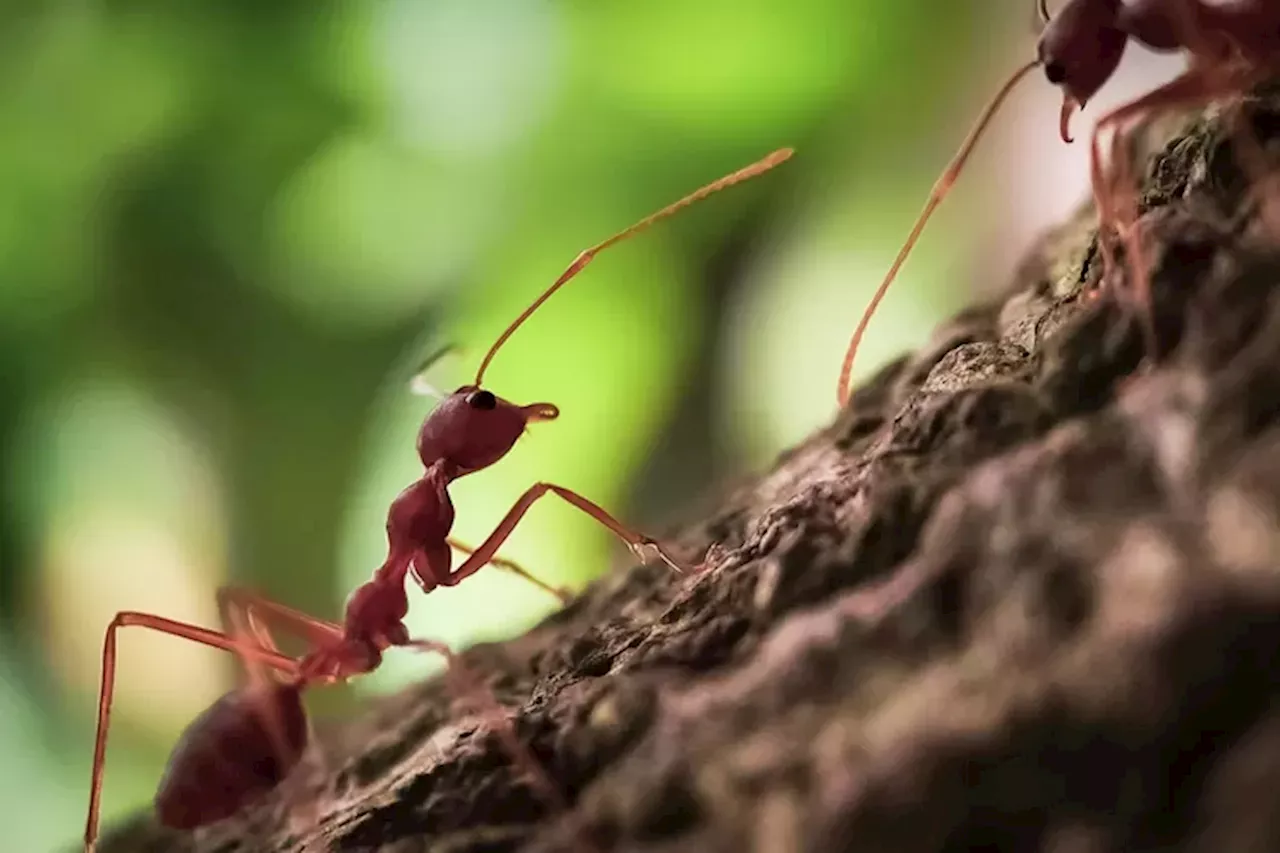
1036, 0, 1127, 140
416, 384, 559, 473
408, 150, 791, 471
155, 682, 308, 830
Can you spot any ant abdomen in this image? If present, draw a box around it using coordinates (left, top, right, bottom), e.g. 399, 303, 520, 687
154, 682, 308, 830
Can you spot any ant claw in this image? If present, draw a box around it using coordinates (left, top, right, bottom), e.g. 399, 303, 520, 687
629, 538, 694, 574
698, 543, 729, 572
660, 551, 697, 575
628, 540, 664, 569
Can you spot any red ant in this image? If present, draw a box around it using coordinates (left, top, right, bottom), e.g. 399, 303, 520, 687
82, 147, 794, 853
834, 0, 1280, 408
1073, 0, 1280, 358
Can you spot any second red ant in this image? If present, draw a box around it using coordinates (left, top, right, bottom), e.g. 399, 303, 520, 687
835, 0, 1280, 408
82, 147, 794, 853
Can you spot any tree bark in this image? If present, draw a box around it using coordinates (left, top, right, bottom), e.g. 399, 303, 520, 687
95, 84, 1280, 853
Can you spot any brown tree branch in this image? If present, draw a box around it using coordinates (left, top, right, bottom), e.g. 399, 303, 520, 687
94, 83, 1280, 853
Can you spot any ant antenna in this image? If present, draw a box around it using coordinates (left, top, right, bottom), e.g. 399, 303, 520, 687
1037, 0, 1053, 25
835, 59, 1041, 408
472, 148, 795, 387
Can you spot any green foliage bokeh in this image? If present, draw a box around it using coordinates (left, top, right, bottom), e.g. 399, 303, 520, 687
0, 0, 1026, 848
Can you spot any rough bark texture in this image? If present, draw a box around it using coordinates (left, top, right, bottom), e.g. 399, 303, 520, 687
95, 86, 1280, 853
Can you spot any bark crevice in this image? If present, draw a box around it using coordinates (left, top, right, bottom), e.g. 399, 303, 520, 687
96, 86, 1280, 853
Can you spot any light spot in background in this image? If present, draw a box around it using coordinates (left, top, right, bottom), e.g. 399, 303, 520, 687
724, 244, 950, 464
40, 509, 229, 732
1099, 521, 1183, 637
265, 132, 497, 330
576, 0, 863, 136
265, 0, 563, 331
1207, 487, 1280, 584
0, 641, 104, 853
10, 374, 230, 737
721, 149, 965, 466
380, 0, 562, 159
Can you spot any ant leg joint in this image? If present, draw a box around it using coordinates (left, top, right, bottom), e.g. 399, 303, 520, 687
629, 537, 699, 575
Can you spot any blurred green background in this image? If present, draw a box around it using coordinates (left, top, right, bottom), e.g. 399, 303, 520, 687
0, 0, 1133, 847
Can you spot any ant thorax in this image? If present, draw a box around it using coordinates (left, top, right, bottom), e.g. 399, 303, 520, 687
1037, 0, 1128, 107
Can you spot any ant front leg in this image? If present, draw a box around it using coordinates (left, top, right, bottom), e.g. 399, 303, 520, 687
85, 612, 299, 853
1089, 64, 1257, 360
431, 482, 698, 592
446, 537, 574, 604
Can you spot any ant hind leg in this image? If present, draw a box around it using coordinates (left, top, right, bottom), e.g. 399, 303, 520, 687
403, 637, 598, 853
84, 612, 298, 853
214, 587, 349, 823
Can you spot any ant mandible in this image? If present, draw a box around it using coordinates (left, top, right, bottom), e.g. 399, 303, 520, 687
834, 0, 1280, 408
82, 147, 794, 853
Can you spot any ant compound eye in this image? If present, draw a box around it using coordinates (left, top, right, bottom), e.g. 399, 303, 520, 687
1044, 60, 1068, 85
466, 390, 497, 410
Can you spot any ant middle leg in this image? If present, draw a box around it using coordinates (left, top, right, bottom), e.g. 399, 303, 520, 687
403, 637, 597, 853
1148, 0, 1280, 238
444, 537, 573, 604
423, 482, 697, 593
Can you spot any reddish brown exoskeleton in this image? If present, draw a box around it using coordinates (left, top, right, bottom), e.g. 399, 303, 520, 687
834, 0, 1280, 407
82, 147, 794, 852
1054, 0, 1280, 356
